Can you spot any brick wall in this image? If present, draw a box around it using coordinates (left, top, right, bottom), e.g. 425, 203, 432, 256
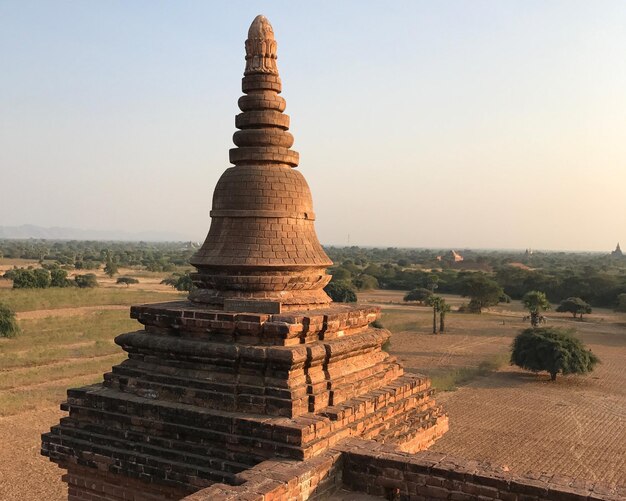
338, 439, 625, 501
182, 439, 625, 501
183, 450, 343, 501
65, 437, 624, 501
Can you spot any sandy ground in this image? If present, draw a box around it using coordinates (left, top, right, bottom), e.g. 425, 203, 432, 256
1, 288, 625, 499
0, 406, 67, 500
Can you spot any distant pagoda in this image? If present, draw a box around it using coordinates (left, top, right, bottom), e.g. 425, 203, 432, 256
611, 242, 623, 257
42, 15, 447, 500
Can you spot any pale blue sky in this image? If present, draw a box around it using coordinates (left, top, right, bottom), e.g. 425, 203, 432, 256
1, 1, 625, 250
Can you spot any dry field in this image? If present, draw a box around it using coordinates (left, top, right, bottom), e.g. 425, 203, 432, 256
361, 290, 626, 487
0, 274, 624, 499
0, 259, 185, 500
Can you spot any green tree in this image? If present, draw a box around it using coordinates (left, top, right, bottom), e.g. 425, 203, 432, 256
324, 282, 357, 303
353, 274, 379, 291
0, 303, 20, 338
32, 268, 51, 288
11, 269, 37, 289
11, 268, 51, 289
116, 276, 139, 287
510, 327, 599, 381
160, 272, 194, 292
616, 293, 626, 313
104, 260, 119, 278
521, 291, 551, 327
460, 274, 504, 313
330, 267, 352, 282
50, 268, 72, 288
556, 297, 592, 320
403, 288, 432, 305
75, 273, 99, 288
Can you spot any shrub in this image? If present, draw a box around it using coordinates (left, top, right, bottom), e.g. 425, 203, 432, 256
10, 268, 51, 289
370, 319, 384, 329
75, 273, 99, 288
381, 338, 391, 352
117, 277, 139, 287
0, 303, 20, 338
616, 293, 626, 313
50, 268, 72, 287
510, 327, 599, 381
403, 288, 432, 304
324, 282, 357, 303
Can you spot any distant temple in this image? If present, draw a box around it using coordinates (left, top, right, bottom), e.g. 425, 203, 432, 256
611, 242, 623, 257
437, 249, 464, 263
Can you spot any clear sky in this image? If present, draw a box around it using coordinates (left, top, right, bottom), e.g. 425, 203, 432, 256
1, 1, 625, 251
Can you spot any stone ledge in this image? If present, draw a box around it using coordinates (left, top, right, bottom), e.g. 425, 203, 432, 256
336, 438, 625, 501
129, 301, 380, 346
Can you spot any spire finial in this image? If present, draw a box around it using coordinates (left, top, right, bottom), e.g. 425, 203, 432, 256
245, 15, 278, 75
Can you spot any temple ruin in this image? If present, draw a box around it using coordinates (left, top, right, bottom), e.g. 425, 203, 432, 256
42, 15, 448, 500
41, 15, 623, 501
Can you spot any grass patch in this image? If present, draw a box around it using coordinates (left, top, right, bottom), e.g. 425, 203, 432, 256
0, 310, 136, 369
430, 353, 509, 392
0, 309, 136, 415
0, 353, 125, 390
380, 308, 430, 332
0, 373, 103, 417
0, 287, 184, 312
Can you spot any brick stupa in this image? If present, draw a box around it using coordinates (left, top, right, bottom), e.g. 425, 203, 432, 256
42, 16, 448, 501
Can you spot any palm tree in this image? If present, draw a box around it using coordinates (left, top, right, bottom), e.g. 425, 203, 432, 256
426, 295, 444, 334
439, 301, 451, 333
521, 291, 551, 328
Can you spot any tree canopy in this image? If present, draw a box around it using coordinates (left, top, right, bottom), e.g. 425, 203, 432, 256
521, 290, 551, 327
324, 282, 357, 303
510, 327, 599, 381
104, 259, 119, 277
74, 273, 99, 288
459, 274, 504, 313
556, 297, 592, 320
161, 272, 194, 292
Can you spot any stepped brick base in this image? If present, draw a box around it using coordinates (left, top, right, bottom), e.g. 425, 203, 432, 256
42, 301, 447, 500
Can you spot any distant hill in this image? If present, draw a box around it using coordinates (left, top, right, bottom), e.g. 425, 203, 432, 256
0, 224, 189, 242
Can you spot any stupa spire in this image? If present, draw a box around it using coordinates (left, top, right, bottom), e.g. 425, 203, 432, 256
229, 15, 299, 168
189, 15, 332, 311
